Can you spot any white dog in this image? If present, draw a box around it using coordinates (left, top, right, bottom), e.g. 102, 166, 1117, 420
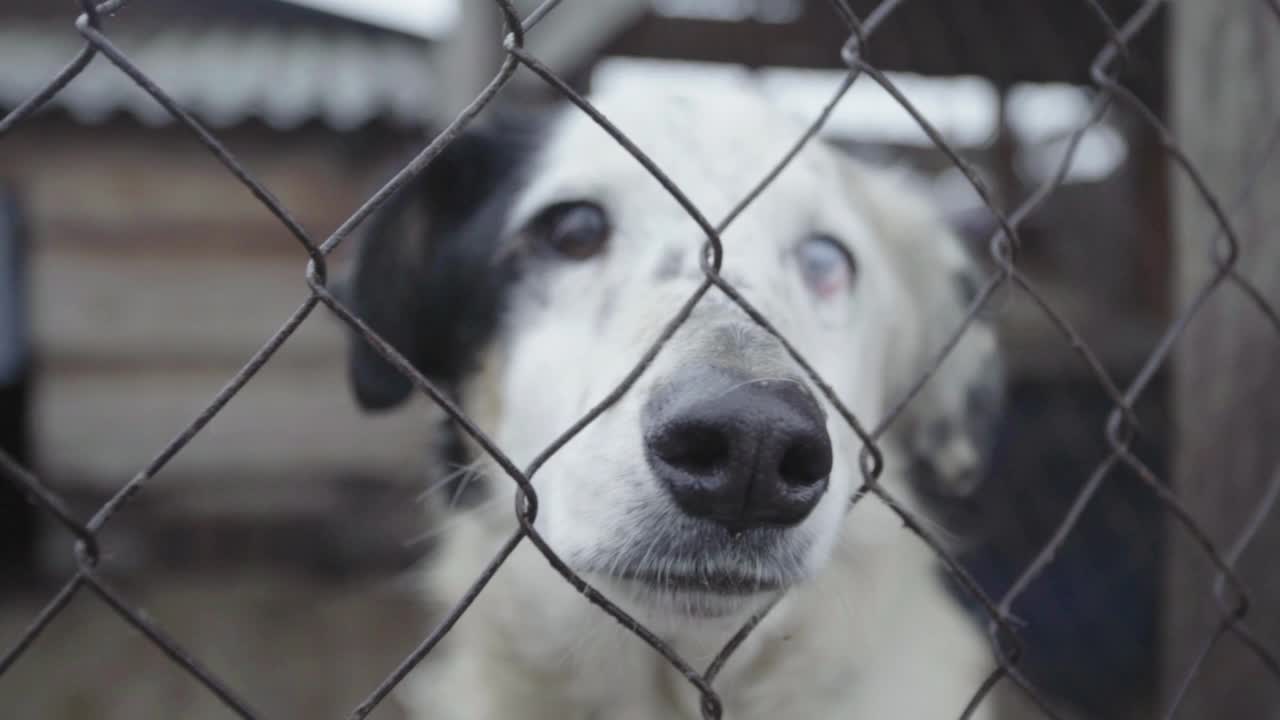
343, 84, 1007, 719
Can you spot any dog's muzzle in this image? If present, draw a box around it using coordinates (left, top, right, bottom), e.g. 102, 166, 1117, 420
643, 367, 832, 533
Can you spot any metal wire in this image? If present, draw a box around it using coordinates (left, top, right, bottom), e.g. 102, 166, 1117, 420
1, 0, 1278, 718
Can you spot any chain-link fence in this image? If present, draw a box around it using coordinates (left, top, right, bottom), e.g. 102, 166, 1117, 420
1, 0, 1278, 718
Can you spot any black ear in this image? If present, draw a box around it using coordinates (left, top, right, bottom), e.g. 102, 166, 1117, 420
342, 112, 548, 411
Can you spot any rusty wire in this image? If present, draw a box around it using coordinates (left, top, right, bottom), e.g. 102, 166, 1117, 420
1, 0, 1279, 718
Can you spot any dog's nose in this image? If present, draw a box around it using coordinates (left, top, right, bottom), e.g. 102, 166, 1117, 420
644, 369, 832, 532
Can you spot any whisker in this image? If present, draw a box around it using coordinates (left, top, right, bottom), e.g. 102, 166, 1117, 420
446, 463, 487, 509
415, 457, 490, 503
404, 491, 507, 548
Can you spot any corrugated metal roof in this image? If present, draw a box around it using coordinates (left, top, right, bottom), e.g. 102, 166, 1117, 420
0, 23, 435, 131
272, 0, 458, 39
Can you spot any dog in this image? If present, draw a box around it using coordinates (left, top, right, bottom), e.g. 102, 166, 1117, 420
342, 83, 1006, 719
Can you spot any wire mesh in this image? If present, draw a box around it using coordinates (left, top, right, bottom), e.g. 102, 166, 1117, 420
1, 0, 1279, 718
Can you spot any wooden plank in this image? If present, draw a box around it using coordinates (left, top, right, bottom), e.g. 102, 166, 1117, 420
33, 363, 437, 495
0, 123, 389, 236
33, 472, 431, 580
32, 247, 348, 366
0, 574, 428, 720
1164, 2, 1280, 715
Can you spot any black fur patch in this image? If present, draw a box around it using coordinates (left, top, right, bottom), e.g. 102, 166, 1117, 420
904, 349, 1006, 542
965, 368, 1004, 469
952, 271, 981, 306
654, 248, 683, 281
343, 111, 553, 410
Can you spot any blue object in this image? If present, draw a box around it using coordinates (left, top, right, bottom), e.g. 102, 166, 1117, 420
0, 187, 27, 385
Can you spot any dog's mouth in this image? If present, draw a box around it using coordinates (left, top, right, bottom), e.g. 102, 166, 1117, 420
613, 566, 786, 596
603, 568, 785, 619
573, 521, 812, 618
591, 555, 798, 618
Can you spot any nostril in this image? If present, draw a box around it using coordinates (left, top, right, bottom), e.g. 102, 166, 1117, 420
777, 437, 832, 487
653, 424, 729, 474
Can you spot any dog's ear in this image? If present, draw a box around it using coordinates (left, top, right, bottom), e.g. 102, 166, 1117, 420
846, 164, 1007, 498
340, 112, 547, 411
902, 314, 1005, 497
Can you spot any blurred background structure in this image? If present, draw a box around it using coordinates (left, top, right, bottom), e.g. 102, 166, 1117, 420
1, 1, 1275, 718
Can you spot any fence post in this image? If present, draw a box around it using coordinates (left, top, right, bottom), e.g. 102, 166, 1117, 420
434, 0, 505, 125
1164, 1, 1280, 715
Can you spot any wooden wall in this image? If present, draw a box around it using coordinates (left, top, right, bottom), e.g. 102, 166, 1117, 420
0, 117, 438, 570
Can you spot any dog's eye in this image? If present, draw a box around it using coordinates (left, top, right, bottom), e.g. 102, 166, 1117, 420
531, 201, 610, 260
798, 234, 855, 297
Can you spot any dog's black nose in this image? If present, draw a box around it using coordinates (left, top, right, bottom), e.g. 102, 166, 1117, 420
644, 368, 832, 532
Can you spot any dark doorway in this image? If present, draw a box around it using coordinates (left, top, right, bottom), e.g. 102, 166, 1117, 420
0, 184, 37, 584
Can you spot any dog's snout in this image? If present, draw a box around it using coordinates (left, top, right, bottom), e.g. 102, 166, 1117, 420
644, 369, 832, 532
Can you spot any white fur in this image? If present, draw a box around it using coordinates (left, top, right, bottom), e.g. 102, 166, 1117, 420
397, 85, 1003, 719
